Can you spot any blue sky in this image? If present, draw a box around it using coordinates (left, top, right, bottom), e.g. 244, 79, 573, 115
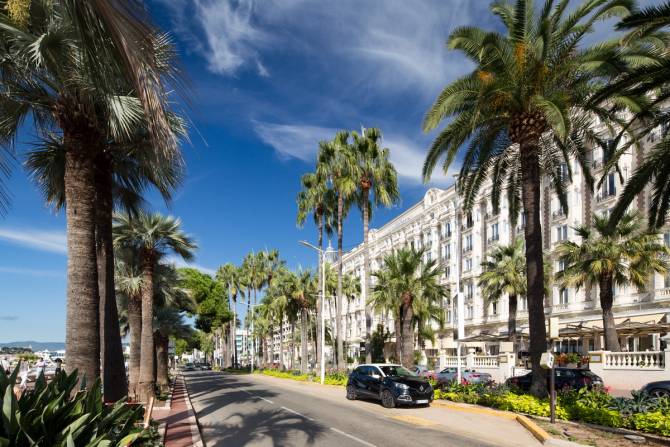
0, 0, 640, 342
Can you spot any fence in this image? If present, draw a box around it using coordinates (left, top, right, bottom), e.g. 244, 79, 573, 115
589, 349, 670, 393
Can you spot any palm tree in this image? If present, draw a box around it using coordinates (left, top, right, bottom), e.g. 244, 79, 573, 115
0, 0, 182, 386
421, 0, 634, 395
555, 213, 668, 351
351, 128, 400, 363
590, 4, 670, 229
297, 171, 336, 373
216, 263, 240, 368
318, 131, 357, 370
370, 248, 448, 368
479, 239, 527, 346
113, 212, 196, 402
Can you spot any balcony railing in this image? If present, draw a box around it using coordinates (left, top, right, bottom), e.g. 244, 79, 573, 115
552, 209, 567, 220
603, 351, 665, 370
487, 235, 499, 244
596, 190, 616, 203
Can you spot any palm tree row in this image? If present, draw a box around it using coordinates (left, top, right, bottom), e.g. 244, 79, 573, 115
298, 127, 399, 370
421, 0, 667, 396
0, 1, 187, 402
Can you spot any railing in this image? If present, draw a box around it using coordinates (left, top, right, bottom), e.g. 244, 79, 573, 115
603, 351, 665, 370
443, 356, 466, 366
596, 190, 616, 202
552, 209, 567, 220
472, 355, 499, 368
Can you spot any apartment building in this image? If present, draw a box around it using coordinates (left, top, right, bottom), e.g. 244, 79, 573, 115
325, 128, 670, 364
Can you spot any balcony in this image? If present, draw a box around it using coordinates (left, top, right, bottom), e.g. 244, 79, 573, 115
486, 235, 499, 244
485, 212, 499, 221
552, 209, 567, 220
463, 245, 473, 253
461, 224, 474, 232
596, 190, 616, 203
592, 159, 605, 170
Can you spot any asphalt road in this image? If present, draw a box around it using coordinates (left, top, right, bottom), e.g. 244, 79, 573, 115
184, 371, 539, 447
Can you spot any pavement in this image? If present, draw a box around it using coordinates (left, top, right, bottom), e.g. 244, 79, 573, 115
154, 374, 203, 447
184, 371, 542, 447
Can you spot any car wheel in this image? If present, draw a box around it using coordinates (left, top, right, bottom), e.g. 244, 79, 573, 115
346, 385, 357, 400
649, 388, 670, 398
381, 390, 396, 408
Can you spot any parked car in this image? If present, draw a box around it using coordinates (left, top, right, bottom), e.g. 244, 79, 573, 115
640, 380, 670, 397
196, 363, 212, 371
506, 368, 603, 391
346, 364, 433, 408
435, 368, 493, 385
182, 363, 196, 371
412, 365, 435, 379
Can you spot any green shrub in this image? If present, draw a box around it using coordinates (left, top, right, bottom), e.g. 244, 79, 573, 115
630, 411, 670, 437
0, 364, 152, 446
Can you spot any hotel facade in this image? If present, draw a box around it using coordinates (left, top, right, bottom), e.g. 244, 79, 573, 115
324, 128, 670, 365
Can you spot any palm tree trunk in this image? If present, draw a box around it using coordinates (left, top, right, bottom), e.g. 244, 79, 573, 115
520, 140, 549, 397
128, 293, 142, 400
394, 315, 402, 364
599, 276, 621, 351
301, 309, 308, 373
138, 257, 156, 402
336, 192, 345, 371
155, 332, 169, 393
231, 295, 237, 367
95, 155, 127, 402
401, 299, 414, 368
362, 187, 373, 364
508, 294, 518, 348
316, 212, 323, 376
64, 146, 100, 387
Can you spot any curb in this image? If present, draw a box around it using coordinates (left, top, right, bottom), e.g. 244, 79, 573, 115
179, 374, 205, 447
431, 400, 583, 446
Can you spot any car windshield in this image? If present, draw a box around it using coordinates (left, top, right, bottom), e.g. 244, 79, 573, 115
380, 365, 417, 377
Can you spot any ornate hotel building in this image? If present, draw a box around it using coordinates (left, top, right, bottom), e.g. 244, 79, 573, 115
325, 128, 670, 364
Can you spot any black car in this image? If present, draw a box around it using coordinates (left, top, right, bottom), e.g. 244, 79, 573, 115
640, 380, 670, 397
506, 367, 603, 391
346, 364, 433, 408
195, 362, 212, 371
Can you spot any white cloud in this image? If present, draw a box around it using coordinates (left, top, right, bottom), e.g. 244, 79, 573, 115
252, 121, 452, 185
0, 228, 66, 254
166, 255, 216, 276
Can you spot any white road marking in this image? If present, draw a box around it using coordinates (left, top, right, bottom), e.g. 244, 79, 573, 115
280, 406, 315, 421
330, 427, 377, 447
258, 396, 274, 404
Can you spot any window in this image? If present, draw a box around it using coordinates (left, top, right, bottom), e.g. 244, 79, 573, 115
491, 301, 498, 316
464, 258, 472, 272
558, 162, 569, 181
557, 259, 567, 273
556, 225, 568, 242
664, 232, 670, 247
600, 173, 616, 198
559, 288, 569, 305
520, 296, 527, 311
465, 213, 474, 228
446, 310, 452, 323
465, 282, 474, 299
443, 244, 451, 260
489, 223, 499, 241
444, 222, 452, 238
445, 266, 451, 278
466, 305, 474, 319
464, 234, 473, 251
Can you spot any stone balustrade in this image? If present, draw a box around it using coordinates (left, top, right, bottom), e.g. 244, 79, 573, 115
603, 351, 665, 369
589, 349, 670, 393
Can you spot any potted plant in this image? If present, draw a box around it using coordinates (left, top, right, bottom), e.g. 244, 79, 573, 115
556, 353, 568, 366
566, 353, 581, 368
578, 355, 590, 369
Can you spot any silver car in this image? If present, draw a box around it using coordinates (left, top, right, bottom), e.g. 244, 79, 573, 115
435, 368, 493, 385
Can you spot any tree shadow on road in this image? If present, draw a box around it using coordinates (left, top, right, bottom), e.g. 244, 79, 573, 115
201, 407, 327, 447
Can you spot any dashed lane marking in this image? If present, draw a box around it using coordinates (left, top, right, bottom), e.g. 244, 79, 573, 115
330, 427, 377, 447
280, 406, 315, 421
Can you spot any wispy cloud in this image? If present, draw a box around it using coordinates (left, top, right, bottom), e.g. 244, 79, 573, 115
0, 266, 63, 278
0, 228, 66, 254
166, 256, 217, 276
253, 121, 451, 185
0, 316, 18, 321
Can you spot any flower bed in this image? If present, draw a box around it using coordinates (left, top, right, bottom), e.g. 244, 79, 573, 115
257, 369, 348, 386
434, 383, 670, 437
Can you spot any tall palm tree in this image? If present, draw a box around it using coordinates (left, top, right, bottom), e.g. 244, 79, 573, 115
0, 0, 182, 385
421, 0, 634, 396
555, 213, 668, 351
370, 248, 448, 368
297, 171, 336, 372
216, 263, 239, 368
113, 212, 196, 402
591, 4, 670, 228
318, 131, 356, 370
479, 238, 527, 345
351, 128, 400, 363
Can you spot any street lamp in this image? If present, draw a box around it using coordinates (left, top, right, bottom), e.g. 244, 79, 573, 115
300, 240, 327, 385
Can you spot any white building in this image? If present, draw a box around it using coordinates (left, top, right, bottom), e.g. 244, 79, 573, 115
326, 129, 670, 365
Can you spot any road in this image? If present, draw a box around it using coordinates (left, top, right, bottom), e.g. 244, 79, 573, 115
184, 371, 540, 447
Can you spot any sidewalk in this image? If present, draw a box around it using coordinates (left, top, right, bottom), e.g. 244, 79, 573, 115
154, 374, 203, 447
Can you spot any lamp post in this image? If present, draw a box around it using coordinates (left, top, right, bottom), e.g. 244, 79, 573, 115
300, 240, 327, 385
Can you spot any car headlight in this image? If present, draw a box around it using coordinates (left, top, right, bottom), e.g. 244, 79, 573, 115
394, 382, 409, 390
